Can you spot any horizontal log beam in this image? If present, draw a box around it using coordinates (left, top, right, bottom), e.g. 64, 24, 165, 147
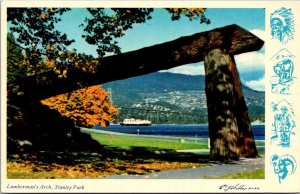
8, 24, 264, 103
100, 24, 264, 81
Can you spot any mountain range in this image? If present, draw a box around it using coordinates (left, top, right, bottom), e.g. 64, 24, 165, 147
103, 72, 265, 124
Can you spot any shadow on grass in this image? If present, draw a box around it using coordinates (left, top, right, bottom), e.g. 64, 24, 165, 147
102, 145, 209, 163
7, 145, 211, 178
8, 145, 210, 167
7, 137, 264, 178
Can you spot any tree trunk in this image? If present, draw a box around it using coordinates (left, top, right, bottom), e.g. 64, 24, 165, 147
204, 48, 240, 161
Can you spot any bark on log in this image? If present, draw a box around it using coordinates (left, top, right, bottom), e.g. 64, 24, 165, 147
228, 56, 258, 158
204, 48, 258, 161
204, 48, 240, 161
8, 24, 264, 103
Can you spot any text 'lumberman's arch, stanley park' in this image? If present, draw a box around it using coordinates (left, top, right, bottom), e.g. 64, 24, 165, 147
8, 24, 264, 161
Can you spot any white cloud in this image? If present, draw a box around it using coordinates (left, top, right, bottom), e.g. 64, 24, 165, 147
250, 29, 266, 41
161, 62, 205, 75
234, 29, 265, 73
235, 51, 265, 73
165, 49, 265, 75
244, 76, 265, 91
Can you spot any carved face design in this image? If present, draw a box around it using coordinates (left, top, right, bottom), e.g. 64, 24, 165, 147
270, 8, 294, 44
271, 19, 283, 36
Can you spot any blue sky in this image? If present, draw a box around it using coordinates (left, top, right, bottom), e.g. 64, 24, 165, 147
57, 8, 266, 91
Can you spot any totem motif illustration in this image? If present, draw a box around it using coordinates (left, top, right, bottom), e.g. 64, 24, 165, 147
271, 99, 295, 147
271, 7, 294, 44
271, 154, 297, 183
271, 49, 295, 94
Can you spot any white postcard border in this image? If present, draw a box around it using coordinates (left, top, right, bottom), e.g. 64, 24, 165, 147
1, 1, 300, 193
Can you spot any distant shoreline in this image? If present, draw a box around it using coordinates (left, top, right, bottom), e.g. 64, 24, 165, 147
82, 127, 265, 144
90, 124, 265, 140
110, 123, 265, 126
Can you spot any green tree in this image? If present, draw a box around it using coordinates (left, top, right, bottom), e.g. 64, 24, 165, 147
7, 33, 25, 82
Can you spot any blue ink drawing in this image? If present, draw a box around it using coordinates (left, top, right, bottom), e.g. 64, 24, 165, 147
270, 7, 295, 44
271, 49, 295, 94
271, 99, 295, 147
271, 154, 297, 183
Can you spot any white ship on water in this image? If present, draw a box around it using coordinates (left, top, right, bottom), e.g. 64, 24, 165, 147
120, 118, 152, 126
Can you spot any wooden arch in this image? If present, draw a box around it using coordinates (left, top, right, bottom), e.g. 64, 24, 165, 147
8, 24, 264, 161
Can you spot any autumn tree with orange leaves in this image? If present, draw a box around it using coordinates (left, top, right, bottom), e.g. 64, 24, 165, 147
41, 86, 118, 128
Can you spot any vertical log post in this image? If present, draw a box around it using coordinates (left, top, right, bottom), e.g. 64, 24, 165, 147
229, 56, 258, 158
204, 48, 240, 161
204, 48, 258, 161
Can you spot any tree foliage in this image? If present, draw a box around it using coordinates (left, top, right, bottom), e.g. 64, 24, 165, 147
82, 8, 210, 57
8, 8, 209, 78
7, 33, 26, 82
41, 85, 118, 127
8, 8, 73, 54
166, 8, 210, 23
82, 8, 153, 56
8, 8, 74, 75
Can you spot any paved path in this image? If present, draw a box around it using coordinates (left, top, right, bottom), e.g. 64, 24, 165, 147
104, 157, 264, 179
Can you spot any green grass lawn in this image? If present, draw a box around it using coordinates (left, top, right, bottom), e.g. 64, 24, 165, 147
86, 130, 208, 150
209, 169, 265, 179
83, 129, 265, 155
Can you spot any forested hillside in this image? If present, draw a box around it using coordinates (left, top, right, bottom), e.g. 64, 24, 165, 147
103, 72, 265, 124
